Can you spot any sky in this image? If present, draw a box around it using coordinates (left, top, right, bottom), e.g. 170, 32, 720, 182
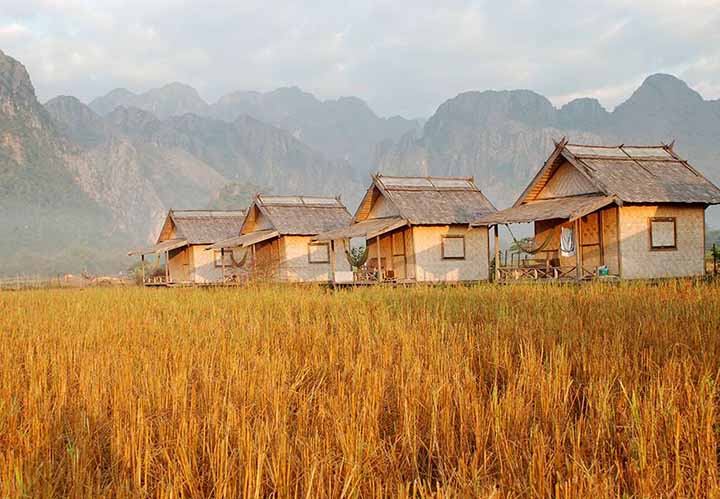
1, 0, 719, 118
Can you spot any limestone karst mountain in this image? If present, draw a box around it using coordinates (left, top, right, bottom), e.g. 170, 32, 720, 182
374, 74, 720, 222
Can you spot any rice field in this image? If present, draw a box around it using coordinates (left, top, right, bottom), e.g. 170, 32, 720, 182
1, 282, 719, 498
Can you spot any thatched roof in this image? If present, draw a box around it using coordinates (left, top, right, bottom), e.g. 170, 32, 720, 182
247, 195, 352, 236
474, 194, 616, 225
355, 175, 497, 225
314, 217, 407, 241
207, 229, 279, 250
128, 238, 188, 256
158, 210, 246, 245
517, 140, 720, 206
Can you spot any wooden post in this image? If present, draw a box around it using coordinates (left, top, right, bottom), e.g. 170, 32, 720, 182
251, 245, 256, 273
141, 254, 145, 284
221, 248, 226, 282
574, 219, 582, 281
376, 235, 382, 281
165, 251, 170, 284
597, 210, 605, 267
494, 225, 500, 282
329, 240, 336, 283
616, 206, 623, 279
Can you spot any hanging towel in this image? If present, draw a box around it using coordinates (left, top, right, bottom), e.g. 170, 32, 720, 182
560, 227, 575, 257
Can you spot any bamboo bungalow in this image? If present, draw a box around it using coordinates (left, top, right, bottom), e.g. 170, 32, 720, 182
129, 210, 246, 285
314, 175, 497, 283
208, 195, 353, 283
474, 139, 720, 282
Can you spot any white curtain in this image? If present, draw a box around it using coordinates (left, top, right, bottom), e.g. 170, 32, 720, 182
560, 227, 575, 257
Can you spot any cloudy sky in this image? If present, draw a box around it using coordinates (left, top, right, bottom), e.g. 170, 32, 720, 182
1, 0, 719, 117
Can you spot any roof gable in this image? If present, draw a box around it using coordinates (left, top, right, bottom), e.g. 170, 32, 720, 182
517, 139, 720, 206
158, 210, 246, 245
157, 212, 179, 243
242, 194, 352, 235
356, 175, 497, 225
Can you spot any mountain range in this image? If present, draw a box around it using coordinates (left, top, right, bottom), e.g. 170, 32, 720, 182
1, 47, 719, 275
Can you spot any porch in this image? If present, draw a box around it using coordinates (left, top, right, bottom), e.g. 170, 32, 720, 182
128, 238, 192, 286
476, 194, 621, 283
314, 216, 415, 284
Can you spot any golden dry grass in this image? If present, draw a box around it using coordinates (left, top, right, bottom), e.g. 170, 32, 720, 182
1, 282, 719, 498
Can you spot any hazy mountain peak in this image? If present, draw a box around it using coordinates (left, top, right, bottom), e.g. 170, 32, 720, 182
621, 73, 703, 108
558, 97, 610, 131
89, 83, 208, 119
0, 50, 36, 103
429, 88, 556, 130
45, 96, 109, 147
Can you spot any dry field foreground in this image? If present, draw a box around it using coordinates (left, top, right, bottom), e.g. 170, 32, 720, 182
1, 283, 719, 498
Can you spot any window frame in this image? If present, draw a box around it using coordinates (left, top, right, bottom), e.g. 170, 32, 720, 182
648, 217, 677, 251
214, 249, 233, 268
441, 234, 466, 260
308, 241, 331, 264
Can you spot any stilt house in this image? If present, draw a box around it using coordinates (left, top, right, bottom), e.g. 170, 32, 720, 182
209, 195, 352, 283
475, 139, 720, 281
129, 210, 246, 285
314, 174, 497, 283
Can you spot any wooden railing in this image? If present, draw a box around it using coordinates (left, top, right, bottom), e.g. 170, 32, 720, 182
497, 265, 596, 283
144, 275, 169, 285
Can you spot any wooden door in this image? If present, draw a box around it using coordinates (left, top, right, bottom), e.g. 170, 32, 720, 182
580, 212, 603, 270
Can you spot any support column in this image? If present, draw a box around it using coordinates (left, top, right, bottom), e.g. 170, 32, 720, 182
494, 225, 500, 282
221, 247, 226, 282
574, 219, 582, 281
376, 235, 382, 281
329, 240, 337, 283
141, 254, 145, 285
251, 245, 256, 274
165, 251, 170, 284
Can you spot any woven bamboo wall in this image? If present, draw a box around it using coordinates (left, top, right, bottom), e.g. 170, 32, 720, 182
618, 205, 705, 279
277, 236, 348, 283
191, 244, 224, 283
411, 225, 489, 282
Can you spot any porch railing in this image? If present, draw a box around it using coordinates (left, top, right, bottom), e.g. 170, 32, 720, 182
497, 265, 597, 283
144, 275, 169, 285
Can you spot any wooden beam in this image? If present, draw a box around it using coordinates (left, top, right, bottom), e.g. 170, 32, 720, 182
574, 219, 582, 281
330, 240, 336, 283
376, 235, 382, 281
165, 251, 170, 284
598, 210, 605, 267
494, 225, 500, 282
616, 206, 623, 279
221, 248, 226, 282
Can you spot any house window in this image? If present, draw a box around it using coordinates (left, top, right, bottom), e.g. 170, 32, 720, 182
649, 217, 677, 250
441, 235, 465, 259
214, 250, 233, 267
308, 242, 330, 263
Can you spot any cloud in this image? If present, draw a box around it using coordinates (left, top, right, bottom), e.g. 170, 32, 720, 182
0, 0, 718, 117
